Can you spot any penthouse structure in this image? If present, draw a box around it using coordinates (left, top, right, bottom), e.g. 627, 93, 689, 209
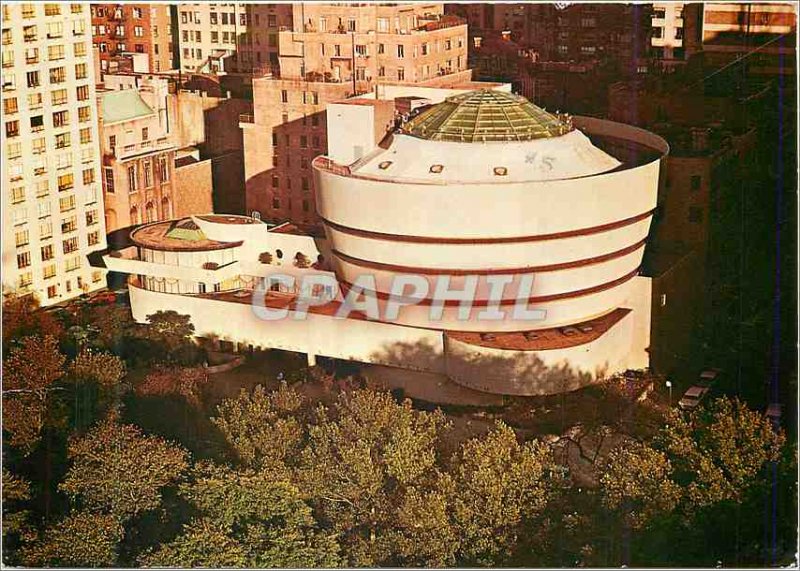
101, 87, 670, 396
2, 2, 107, 305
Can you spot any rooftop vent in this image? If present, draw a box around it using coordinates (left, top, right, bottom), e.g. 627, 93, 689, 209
378, 160, 393, 170
429, 164, 444, 174
493, 166, 508, 176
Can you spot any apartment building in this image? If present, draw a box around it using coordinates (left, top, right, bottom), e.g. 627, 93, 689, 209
97, 82, 177, 233
685, 2, 797, 77
91, 4, 173, 74
1, 2, 107, 305
175, 3, 292, 74
651, 3, 686, 66
242, 3, 469, 226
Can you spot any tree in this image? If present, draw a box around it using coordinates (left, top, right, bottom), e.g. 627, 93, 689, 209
87, 304, 135, 352
68, 348, 126, 388
657, 396, 785, 507
59, 415, 189, 520
140, 463, 341, 568
2, 293, 64, 352
212, 383, 306, 471
20, 511, 123, 568
297, 389, 452, 567
2, 335, 66, 454
136, 366, 209, 407
2, 468, 34, 562
140, 311, 195, 349
451, 421, 558, 565
598, 440, 682, 529
130, 311, 202, 365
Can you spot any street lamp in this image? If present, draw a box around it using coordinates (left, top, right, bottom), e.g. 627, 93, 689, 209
665, 380, 673, 407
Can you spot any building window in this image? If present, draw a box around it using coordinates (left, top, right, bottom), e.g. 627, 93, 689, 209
27, 70, 40, 88
59, 194, 76, 212
271, 176, 279, 188
143, 160, 153, 187
49, 66, 66, 84
104, 168, 115, 193
158, 156, 169, 182
76, 85, 89, 101
57, 172, 73, 191
15, 228, 29, 248
127, 165, 137, 192
78, 106, 90, 123
10, 186, 25, 204
690, 175, 701, 190
53, 110, 69, 127
88, 231, 99, 246
51, 88, 67, 105
55, 132, 70, 149
5, 120, 19, 138
300, 135, 307, 148
281, 89, 288, 103
397, 67, 405, 81
397, 44, 404, 58
79, 127, 91, 144
17, 251, 31, 269
272, 197, 280, 209
41, 244, 54, 261
75, 62, 86, 79
82, 168, 94, 185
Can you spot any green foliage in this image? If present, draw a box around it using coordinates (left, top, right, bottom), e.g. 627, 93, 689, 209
2, 335, 66, 454
21, 511, 123, 568
599, 440, 682, 529
2, 468, 34, 555
451, 421, 558, 565
140, 463, 341, 568
138, 519, 247, 568
68, 348, 127, 388
297, 389, 450, 566
212, 382, 306, 471
658, 396, 785, 507
59, 415, 189, 520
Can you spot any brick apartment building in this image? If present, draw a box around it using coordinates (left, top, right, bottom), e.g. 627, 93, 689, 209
90, 4, 173, 73
242, 3, 470, 226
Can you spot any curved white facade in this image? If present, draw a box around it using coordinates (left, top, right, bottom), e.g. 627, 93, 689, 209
314, 114, 667, 333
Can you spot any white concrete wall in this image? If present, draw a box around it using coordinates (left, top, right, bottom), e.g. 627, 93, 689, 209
444, 310, 635, 396
326, 103, 377, 165
129, 282, 446, 372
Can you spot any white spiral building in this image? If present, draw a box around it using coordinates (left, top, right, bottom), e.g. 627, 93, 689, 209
102, 87, 669, 397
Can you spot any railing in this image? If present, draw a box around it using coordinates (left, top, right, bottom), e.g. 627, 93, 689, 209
239, 113, 255, 124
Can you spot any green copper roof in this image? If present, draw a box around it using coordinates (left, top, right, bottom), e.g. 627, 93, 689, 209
100, 89, 155, 124
403, 89, 572, 143
164, 219, 206, 241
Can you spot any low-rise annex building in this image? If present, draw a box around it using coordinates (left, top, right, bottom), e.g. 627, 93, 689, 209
99, 87, 668, 397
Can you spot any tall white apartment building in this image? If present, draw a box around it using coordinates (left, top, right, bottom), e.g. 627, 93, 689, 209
2, 2, 107, 306
651, 2, 685, 65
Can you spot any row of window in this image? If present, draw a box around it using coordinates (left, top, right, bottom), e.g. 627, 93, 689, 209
105, 156, 171, 194
271, 176, 312, 191
15, 20, 86, 42
181, 10, 272, 27
91, 6, 143, 19
271, 196, 312, 212
9, 170, 94, 205
6, 118, 92, 145
272, 155, 313, 169
92, 24, 146, 38
271, 132, 322, 149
